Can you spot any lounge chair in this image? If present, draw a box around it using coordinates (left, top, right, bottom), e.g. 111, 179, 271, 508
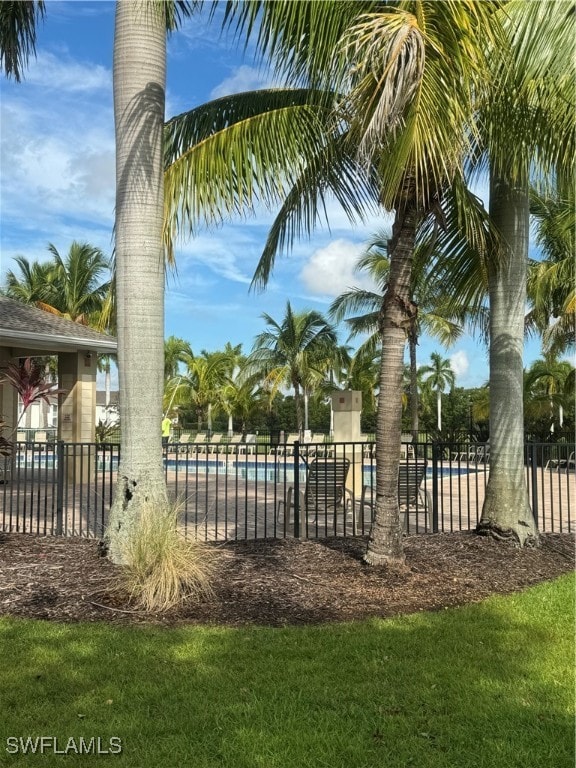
189, 433, 208, 453
301, 433, 327, 458
360, 461, 431, 531
222, 434, 243, 454
237, 434, 257, 455
282, 433, 301, 457
267, 432, 300, 456
175, 432, 192, 453
546, 449, 575, 472
278, 457, 351, 525
197, 433, 223, 455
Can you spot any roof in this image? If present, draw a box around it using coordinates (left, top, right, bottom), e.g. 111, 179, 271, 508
0, 296, 117, 354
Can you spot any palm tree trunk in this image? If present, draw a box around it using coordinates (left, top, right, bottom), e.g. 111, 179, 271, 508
107, 1, 168, 563
365, 191, 418, 567
478, 170, 538, 546
294, 382, 303, 434
436, 388, 442, 432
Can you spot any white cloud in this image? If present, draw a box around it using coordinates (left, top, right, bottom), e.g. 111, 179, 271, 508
25, 51, 111, 93
450, 350, 470, 380
0, 75, 115, 256
175, 235, 253, 284
210, 65, 274, 99
299, 239, 378, 298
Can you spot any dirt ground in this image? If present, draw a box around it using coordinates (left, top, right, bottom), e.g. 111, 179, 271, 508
0, 531, 573, 627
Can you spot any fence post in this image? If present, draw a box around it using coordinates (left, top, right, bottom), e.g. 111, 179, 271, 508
55, 440, 65, 535
293, 441, 300, 538
431, 441, 440, 533
530, 442, 539, 529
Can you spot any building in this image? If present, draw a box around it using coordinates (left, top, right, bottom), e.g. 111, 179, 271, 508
0, 296, 117, 443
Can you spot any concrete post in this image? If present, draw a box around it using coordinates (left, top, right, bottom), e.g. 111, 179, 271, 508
331, 390, 363, 502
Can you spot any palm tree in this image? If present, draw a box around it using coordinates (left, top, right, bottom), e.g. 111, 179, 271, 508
165, 1, 498, 567
460, 1, 574, 544
330, 231, 464, 440
3, 242, 111, 326
164, 336, 193, 381
166, 350, 233, 433
0, 1, 198, 562
526, 186, 575, 357
337, 344, 380, 418
97, 353, 117, 412
220, 374, 263, 437
524, 357, 574, 436
419, 353, 455, 433
247, 302, 338, 434
107, 1, 196, 563
3, 256, 55, 305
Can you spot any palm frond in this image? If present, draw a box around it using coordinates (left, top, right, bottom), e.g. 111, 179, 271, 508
164, 88, 341, 262
0, 0, 45, 81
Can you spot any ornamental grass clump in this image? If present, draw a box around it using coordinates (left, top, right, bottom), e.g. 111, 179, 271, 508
120, 500, 217, 613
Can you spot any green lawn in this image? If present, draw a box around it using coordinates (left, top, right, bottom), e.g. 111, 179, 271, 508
0, 575, 573, 768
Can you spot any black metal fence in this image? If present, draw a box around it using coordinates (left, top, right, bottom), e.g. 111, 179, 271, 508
0, 439, 574, 540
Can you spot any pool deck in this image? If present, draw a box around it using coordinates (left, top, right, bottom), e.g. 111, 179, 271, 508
1, 454, 574, 540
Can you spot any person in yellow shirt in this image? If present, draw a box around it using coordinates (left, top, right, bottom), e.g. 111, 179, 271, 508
161, 415, 172, 448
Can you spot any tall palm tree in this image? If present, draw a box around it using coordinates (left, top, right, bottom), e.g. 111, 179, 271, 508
166, 1, 499, 567
419, 352, 455, 433
107, 1, 196, 563
0, 0, 198, 562
247, 302, 338, 434
435, 1, 575, 544
330, 231, 464, 439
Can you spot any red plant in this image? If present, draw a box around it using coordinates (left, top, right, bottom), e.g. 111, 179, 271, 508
1, 358, 66, 409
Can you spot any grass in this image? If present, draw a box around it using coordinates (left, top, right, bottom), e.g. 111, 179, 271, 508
0, 575, 573, 768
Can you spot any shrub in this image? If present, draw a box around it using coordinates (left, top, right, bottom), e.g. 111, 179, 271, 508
118, 500, 217, 613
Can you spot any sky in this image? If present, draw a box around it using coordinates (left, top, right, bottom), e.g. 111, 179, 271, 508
0, 0, 546, 391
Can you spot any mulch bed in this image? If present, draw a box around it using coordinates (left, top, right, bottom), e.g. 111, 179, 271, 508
0, 531, 573, 627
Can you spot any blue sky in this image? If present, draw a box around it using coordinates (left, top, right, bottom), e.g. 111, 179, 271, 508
0, 0, 546, 389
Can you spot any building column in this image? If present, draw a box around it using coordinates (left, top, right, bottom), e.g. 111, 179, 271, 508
58, 351, 97, 483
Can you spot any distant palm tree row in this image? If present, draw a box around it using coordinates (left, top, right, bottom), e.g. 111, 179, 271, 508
2, 232, 573, 442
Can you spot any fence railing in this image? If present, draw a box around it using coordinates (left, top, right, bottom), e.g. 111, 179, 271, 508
0, 439, 573, 540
